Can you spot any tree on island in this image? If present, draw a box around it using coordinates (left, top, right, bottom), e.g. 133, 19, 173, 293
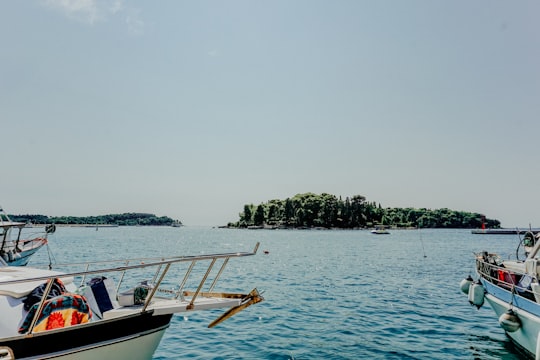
228, 192, 500, 229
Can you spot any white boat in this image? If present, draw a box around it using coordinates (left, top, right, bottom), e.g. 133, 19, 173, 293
0, 206, 54, 266
0, 243, 263, 359
371, 228, 390, 235
462, 231, 540, 358
171, 220, 183, 227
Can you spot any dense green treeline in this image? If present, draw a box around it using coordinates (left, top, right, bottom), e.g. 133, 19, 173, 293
228, 192, 500, 229
9, 213, 182, 227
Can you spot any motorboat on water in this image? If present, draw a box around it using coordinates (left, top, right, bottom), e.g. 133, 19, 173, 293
371, 228, 390, 235
0, 243, 264, 359
0, 207, 54, 266
462, 231, 540, 358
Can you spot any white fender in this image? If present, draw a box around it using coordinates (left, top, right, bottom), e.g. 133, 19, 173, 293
460, 276, 473, 295
499, 309, 520, 332
468, 281, 485, 308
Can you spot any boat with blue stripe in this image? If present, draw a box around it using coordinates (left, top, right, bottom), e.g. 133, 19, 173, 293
462, 230, 540, 358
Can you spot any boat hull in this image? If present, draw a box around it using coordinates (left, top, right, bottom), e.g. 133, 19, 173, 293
6, 246, 42, 266
482, 279, 540, 357
2, 238, 48, 266
1, 312, 173, 360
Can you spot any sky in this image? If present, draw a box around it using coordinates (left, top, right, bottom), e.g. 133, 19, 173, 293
1, 1, 539, 227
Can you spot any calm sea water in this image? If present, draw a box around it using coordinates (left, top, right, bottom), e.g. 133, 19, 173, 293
25, 226, 526, 359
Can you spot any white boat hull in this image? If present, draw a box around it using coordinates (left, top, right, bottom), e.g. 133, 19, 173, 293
484, 292, 540, 357
5, 243, 45, 266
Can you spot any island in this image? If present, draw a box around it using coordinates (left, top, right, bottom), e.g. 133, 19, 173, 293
8, 213, 183, 227
226, 192, 500, 230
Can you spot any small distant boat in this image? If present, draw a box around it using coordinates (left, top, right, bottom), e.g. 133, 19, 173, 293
171, 220, 183, 228
0, 206, 54, 266
462, 230, 540, 357
371, 228, 390, 235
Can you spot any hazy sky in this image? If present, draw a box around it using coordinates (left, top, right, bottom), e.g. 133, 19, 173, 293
1, 1, 539, 226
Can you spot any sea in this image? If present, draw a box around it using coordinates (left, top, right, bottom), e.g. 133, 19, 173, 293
25, 226, 527, 359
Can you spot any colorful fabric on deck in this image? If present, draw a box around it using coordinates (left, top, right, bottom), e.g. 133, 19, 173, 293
23, 277, 67, 311
19, 294, 92, 333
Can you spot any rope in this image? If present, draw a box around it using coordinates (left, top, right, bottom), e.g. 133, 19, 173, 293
509, 286, 517, 309
45, 243, 56, 270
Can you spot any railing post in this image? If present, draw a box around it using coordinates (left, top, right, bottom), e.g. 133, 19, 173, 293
116, 260, 130, 293
80, 263, 90, 287
151, 264, 163, 284
208, 257, 229, 293
175, 260, 196, 300
26, 278, 55, 335
187, 258, 217, 310
142, 263, 171, 312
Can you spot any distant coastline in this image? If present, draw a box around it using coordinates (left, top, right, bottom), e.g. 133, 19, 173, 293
27, 224, 121, 228
10, 213, 183, 227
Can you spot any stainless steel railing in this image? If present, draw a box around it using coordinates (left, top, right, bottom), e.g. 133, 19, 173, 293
475, 257, 536, 300
8, 242, 261, 334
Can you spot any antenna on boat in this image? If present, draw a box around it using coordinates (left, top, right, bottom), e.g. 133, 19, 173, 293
516, 227, 525, 260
